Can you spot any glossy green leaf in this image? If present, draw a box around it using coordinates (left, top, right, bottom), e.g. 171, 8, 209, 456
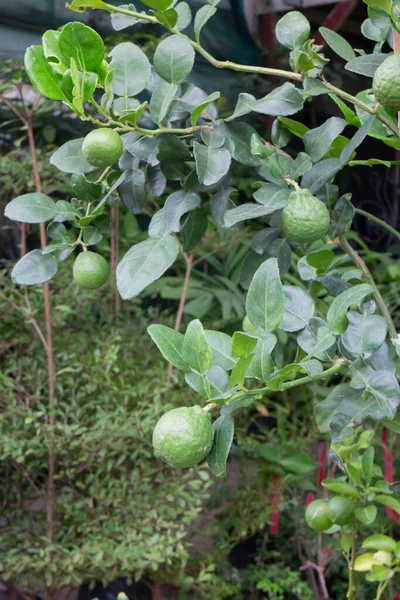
148, 324, 189, 371
319, 27, 356, 61
328, 195, 355, 237
297, 318, 336, 360
24, 46, 67, 101
154, 8, 178, 29
42, 30, 68, 72
116, 235, 179, 299
210, 187, 236, 229
279, 286, 314, 332
301, 158, 341, 194
205, 330, 236, 370
341, 312, 387, 358
67, 0, 108, 11
345, 53, 387, 77
245, 257, 284, 332
109, 42, 151, 97
232, 332, 258, 358
228, 83, 304, 120
11, 250, 58, 286
190, 91, 220, 127
375, 494, 400, 513
289, 152, 312, 179
164, 190, 201, 232
50, 138, 96, 174
275, 11, 310, 49
59, 22, 104, 72
246, 333, 277, 382
271, 119, 292, 148
327, 284, 374, 334
183, 319, 212, 375
362, 535, 396, 553
111, 4, 144, 30
340, 117, 375, 165
230, 355, 253, 387
363, 0, 392, 14
223, 203, 282, 228
194, 1, 219, 42
181, 208, 208, 251
193, 142, 231, 186
119, 168, 147, 214
5, 193, 57, 224
322, 478, 359, 499
154, 34, 195, 84
361, 446, 375, 486
303, 117, 346, 162
355, 506, 377, 525
218, 122, 262, 167
207, 412, 234, 478
175, 2, 192, 31
150, 82, 178, 125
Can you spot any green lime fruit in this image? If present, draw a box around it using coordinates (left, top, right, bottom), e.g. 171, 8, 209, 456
282, 189, 330, 244
305, 500, 333, 531
82, 128, 123, 168
373, 53, 400, 112
327, 496, 355, 526
242, 315, 258, 333
152, 406, 214, 468
73, 251, 110, 289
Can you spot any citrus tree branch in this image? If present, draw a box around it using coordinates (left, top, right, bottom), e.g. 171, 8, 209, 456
354, 208, 400, 243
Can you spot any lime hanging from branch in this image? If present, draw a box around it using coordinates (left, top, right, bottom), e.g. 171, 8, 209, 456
73, 251, 110, 289
282, 188, 330, 244
82, 128, 123, 168
373, 53, 400, 112
305, 499, 333, 531
152, 406, 214, 468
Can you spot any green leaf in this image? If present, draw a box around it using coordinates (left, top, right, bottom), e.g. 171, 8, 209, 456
141, 0, 173, 10
350, 365, 400, 420
362, 534, 396, 553
228, 83, 304, 119
303, 117, 346, 162
297, 318, 336, 361
205, 330, 236, 370
207, 412, 234, 478
210, 186, 236, 229
150, 82, 178, 125
11, 249, 58, 285
281, 452, 315, 474
154, 8, 178, 29
345, 53, 387, 77
223, 202, 283, 228
363, 0, 392, 14
147, 324, 189, 371
230, 356, 253, 386
42, 30, 68, 73
341, 312, 387, 358
59, 22, 104, 72
67, 0, 108, 11
253, 184, 290, 207
116, 235, 179, 299
154, 34, 195, 84
194, 1, 219, 42
216, 122, 262, 167
301, 158, 342, 194
245, 257, 284, 332
328, 194, 355, 237
175, 2, 192, 31
119, 168, 147, 214
50, 138, 97, 174
271, 119, 292, 148
354, 506, 377, 524
82, 226, 102, 246
183, 319, 212, 375
275, 11, 310, 49
327, 284, 374, 334
164, 190, 201, 232
246, 333, 277, 382
278, 117, 309, 138
340, 117, 375, 165
24, 46, 67, 101
362, 447, 375, 486
319, 27, 356, 61
111, 4, 144, 30
190, 92, 220, 127
329, 95, 361, 127
181, 208, 208, 251
375, 494, 400, 513
109, 42, 151, 96
322, 478, 359, 499
289, 152, 312, 179
279, 286, 314, 332
185, 366, 230, 400
232, 332, 258, 358
193, 142, 231, 186
5, 193, 57, 224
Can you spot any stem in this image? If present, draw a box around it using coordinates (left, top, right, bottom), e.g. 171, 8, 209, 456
27, 116, 56, 549
323, 80, 399, 137
354, 208, 400, 243
166, 253, 194, 381
347, 522, 357, 600
110, 203, 120, 317
103, 1, 158, 23
280, 360, 346, 391
375, 580, 389, 600
340, 237, 398, 339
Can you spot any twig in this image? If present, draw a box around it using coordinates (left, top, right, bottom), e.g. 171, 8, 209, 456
300, 561, 329, 599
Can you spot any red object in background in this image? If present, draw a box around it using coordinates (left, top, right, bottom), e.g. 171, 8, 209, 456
393, 593, 400, 600
318, 443, 327, 489
306, 493, 315, 506
381, 428, 400, 520
271, 474, 280, 535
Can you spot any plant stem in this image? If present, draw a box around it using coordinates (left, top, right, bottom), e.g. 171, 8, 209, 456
354, 208, 400, 243
27, 115, 56, 549
166, 252, 194, 382
347, 522, 357, 600
340, 237, 398, 339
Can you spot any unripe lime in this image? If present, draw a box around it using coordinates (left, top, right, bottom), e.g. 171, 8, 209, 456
82, 128, 123, 168
152, 406, 214, 468
242, 315, 258, 333
73, 251, 110, 289
282, 189, 330, 244
373, 52, 400, 112
305, 500, 333, 531
327, 496, 355, 526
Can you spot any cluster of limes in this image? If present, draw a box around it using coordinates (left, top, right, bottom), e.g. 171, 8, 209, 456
72, 128, 123, 290
305, 496, 355, 531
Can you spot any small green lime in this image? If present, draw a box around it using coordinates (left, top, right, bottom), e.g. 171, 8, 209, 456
327, 496, 355, 526
373, 52, 400, 112
82, 128, 123, 168
73, 251, 110, 289
282, 189, 330, 244
242, 315, 258, 333
305, 499, 333, 531
152, 406, 214, 468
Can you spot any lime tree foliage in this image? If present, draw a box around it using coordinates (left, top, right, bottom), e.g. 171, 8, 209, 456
5, 0, 400, 595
